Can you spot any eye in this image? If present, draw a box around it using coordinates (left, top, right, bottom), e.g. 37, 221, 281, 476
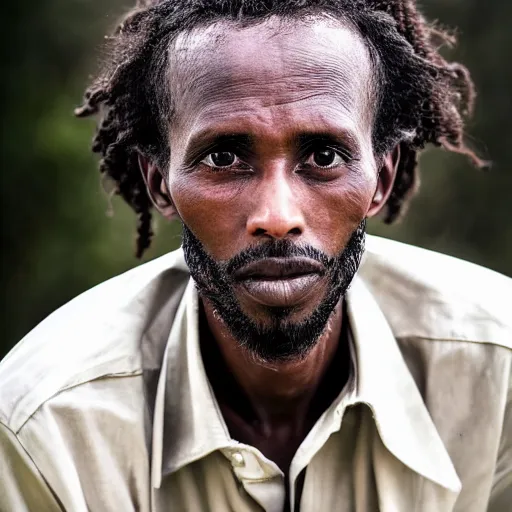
306, 148, 345, 168
201, 151, 238, 168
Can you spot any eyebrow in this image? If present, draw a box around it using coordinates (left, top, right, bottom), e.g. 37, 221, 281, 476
296, 132, 360, 156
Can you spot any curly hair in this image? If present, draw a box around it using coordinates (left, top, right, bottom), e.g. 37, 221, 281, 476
76, 0, 485, 258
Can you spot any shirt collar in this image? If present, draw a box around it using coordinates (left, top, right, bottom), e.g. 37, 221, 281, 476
345, 276, 461, 493
151, 279, 235, 488
151, 266, 461, 493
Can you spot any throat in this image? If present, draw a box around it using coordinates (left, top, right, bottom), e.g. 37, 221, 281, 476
220, 402, 311, 475
199, 299, 351, 473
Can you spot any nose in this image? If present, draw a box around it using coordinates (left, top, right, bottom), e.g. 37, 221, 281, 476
246, 172, 305, 239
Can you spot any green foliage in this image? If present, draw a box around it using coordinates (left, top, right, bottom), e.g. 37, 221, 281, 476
1, 0, 511, 358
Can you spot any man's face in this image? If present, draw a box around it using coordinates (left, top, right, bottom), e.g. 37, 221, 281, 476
162, 16, 382, 360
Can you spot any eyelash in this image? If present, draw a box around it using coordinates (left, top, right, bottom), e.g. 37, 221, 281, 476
201, 153, 246, 169
198, 147, 352, 171
303, 147, 351, 168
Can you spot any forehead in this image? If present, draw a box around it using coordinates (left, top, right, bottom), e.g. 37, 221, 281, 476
169, 16, 375, 148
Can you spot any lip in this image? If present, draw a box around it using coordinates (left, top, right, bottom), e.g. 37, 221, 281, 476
232, 257, 324, 280
233, 258, 325, 308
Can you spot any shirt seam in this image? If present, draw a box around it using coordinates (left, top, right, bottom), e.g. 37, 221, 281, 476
395, 334, 512, 350
10, 370, 144, 434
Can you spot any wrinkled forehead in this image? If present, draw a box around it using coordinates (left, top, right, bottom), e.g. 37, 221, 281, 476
168, 15, 376, 133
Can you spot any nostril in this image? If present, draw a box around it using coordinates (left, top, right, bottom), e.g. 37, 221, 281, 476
253, 228, 266, 236
288, 227, 301, 235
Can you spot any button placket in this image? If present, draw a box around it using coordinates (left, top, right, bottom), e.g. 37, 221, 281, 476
220, 447, 286, 511
231, 451, 245, 468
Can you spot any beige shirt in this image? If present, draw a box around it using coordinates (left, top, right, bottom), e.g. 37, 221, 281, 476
1, 235, 511, 512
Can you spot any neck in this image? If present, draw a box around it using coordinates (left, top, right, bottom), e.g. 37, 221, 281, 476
199, 298, 348, 436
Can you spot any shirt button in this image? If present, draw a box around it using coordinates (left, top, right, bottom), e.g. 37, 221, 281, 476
232, 452, 245, 467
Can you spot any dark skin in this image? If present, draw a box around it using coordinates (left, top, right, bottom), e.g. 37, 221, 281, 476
141, 16, 398, 479
198, 299, 353, 473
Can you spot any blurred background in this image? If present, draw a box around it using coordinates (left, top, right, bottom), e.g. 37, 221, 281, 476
1, 0, 511, 358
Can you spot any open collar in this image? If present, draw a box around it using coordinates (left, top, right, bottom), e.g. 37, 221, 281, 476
151, 269, 461, 493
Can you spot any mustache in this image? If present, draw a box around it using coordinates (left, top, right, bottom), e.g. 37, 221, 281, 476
223, 239, 332, 277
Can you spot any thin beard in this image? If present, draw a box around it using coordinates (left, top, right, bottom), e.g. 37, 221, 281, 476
182, 221, 366, 362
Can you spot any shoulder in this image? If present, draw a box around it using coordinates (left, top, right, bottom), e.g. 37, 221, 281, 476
360, 235, 512, 347
0, 248, 190, 433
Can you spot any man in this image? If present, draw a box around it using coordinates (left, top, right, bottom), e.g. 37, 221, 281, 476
0, 0, 510, 510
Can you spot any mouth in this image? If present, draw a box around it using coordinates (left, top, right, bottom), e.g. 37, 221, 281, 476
232, 257, 325, 308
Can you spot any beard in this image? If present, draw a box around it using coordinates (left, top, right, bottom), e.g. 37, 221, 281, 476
182, 220, 366, 363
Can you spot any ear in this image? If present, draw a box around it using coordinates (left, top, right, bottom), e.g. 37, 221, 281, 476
366, 145, 400, 218
138, 154, 178, 221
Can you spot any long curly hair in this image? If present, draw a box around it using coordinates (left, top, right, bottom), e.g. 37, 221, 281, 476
76, 0, 485, 258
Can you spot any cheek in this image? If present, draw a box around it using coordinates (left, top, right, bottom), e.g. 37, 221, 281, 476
168, 173, 248, 259
305, 175, 375, 253
169, 168, 376, 260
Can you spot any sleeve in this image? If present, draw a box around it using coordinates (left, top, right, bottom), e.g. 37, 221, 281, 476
0, 421, 63, 512
488, 367, 512, 512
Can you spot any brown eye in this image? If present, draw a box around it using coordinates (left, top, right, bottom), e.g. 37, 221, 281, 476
202, 152, 237, 168
309, 148, 344, 168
